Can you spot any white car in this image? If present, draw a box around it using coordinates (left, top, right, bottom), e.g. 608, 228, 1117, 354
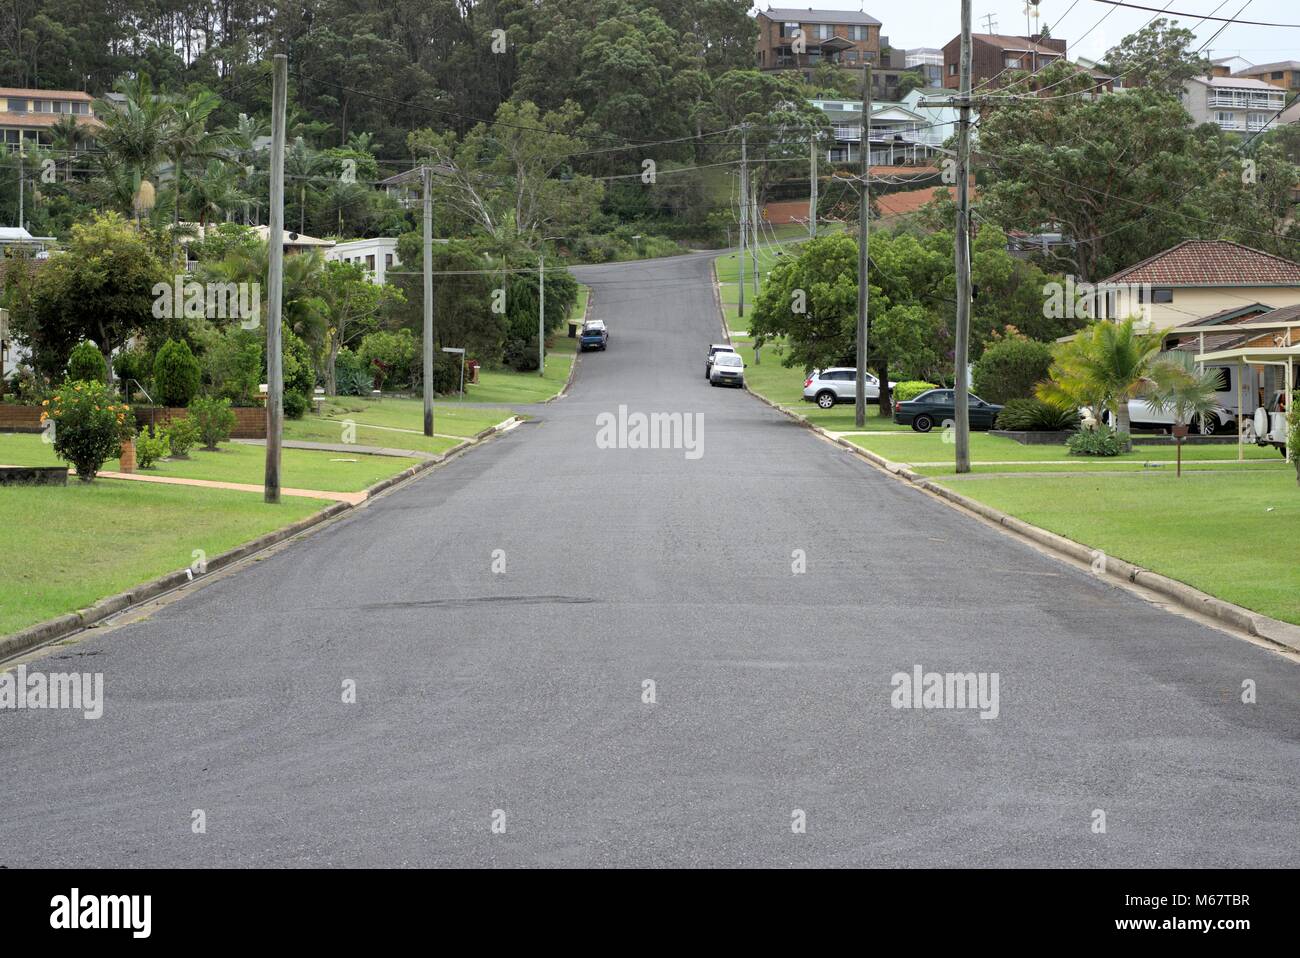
705, 343, 736, 380
709, 352, 745, 387
1249, 391, 1290, 456
802, 368, 895, 409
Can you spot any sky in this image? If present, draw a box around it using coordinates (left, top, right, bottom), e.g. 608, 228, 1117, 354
753, 1, 1300, 64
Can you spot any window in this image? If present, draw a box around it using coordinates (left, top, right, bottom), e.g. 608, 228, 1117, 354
781, 21, 800, 38
365, 255, 375, 270
1151, 288, 1173, 303
949, 63, 957, 76
385, 254, 394, 268
818, 24, 832, 40
7, 98, 27, 112
849, 25, 867, 41
1272, 71, 1284, 79
1004, 56, 1022, 68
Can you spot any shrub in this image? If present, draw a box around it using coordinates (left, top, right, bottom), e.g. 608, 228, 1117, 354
134, 426, 171, 468
112, 347, 152, 389
359, 329, 419, 388
283, 389, 309, 419
893, 380, 939, 403
502, 335, 540, 373
995, 398, 1080, 432
153, 338, 202, 406
1067, 427, 1127, 457
189, 395, 237, 450
972, 330, 1053, 405
66, 342, 108, 384
162, 416, 199, 458
335, 348, 371, 396
1288, 391, 1299, 484
201, 329, 262, 405
44, 380, 134, 480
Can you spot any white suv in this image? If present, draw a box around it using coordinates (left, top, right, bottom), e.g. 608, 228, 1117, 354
802, 368, 887, 409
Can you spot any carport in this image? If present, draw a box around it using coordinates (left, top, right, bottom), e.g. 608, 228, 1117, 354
1194, 341, 1297, 461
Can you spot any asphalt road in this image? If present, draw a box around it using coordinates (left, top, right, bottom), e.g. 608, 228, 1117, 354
2, 251, 1298, 867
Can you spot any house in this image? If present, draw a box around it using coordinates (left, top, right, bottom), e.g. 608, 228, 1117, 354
905, 49, 945, 87
1210, 56, 1253, 78
380, 169, 422, 210
809, 97, 943, 165
1231, 60, 1300, 94
1282, 98, 1300, 126
0, 226, 55, 254
0, 87, 101, 153
941, 33, 1067, 90
253, 226, 335, 255
1181, 76, 1285, 134
326, 237, 400, 284
900, 87, 972, 147
755, 8, 882, 82
1092, 240, 1300, 331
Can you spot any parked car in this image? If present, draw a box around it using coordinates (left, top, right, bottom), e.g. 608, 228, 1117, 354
579, 322, 608, 351
894, 388, 1003, 432
705, 343, 736, 379
1250, 390, 1289, 457
709, 351, 745, 387
802, 368, 895, 409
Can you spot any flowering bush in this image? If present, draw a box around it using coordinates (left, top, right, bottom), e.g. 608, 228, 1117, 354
43, 380, 135, 481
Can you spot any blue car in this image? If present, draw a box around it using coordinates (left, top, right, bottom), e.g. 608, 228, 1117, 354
579, 322, 608, 351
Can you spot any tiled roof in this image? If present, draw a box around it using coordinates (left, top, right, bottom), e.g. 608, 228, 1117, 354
1102, 240, 1300, 287
1234, 61, 1300, 75
877, 184, 974, 218
972, 33, 1066, 54
763, 8, 881, 25
0, 87, 93, 100
0, 112, 102, 129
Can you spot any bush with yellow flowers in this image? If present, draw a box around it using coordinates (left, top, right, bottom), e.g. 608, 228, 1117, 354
43, 380, 135, 481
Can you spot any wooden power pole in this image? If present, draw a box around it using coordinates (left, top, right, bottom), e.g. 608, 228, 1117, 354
954, 0, 974, 473
855, 62, 872, 429
264, 52, 287, 503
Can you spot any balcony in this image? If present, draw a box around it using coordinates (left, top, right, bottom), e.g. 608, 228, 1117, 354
1207, 92, 1283, 109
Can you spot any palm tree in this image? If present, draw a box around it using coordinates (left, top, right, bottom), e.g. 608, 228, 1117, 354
47, 114, 86, 181
1144, 354, 1225, 477
284, 137, 329, 235
163, 89, 240, 229
93, 74, 173, 220
201, 239, 326, 353
1038, 318, 1164, 451
185, 159, 249, 225
220, 112, 270, 224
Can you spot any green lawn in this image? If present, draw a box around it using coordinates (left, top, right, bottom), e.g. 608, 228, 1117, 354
931, 471, 1300, 625
0, 481, 320, 636
842, 431, 1285, 475
0, 433, 420, 493
469, 351, 574, 404
284, 417, 461, 456
312, 395, 514, 436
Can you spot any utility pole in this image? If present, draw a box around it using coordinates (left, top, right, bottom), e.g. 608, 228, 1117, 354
16, 139, 23, 230
855, 62, 872, 429
750, 171, 760, 299
738, 124, 748, 319
422, 164, 434, 437
264, 52, 287, 503
809, 131, 818, 239
954, 0, 974, 473
537, 254, 545, 376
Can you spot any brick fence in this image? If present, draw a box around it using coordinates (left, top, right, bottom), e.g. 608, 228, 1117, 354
0, 404, 43, 432
132, 406, 267, 440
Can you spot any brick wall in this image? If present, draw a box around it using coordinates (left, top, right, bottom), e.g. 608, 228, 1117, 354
132, 406, 267, 440
0, 404, 43, 432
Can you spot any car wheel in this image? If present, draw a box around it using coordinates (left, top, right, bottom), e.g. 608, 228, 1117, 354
914, 414, 934, 433
815, 390, 836, 409
1196, 412, 1220, 435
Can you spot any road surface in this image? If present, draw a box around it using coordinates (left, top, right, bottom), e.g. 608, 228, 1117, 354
2, 252, 1297, 867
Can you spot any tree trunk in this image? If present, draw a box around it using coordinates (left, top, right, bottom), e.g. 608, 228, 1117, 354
875, 356, 891, 419
327, 340, 340, 396
1115, 401, 1132, 452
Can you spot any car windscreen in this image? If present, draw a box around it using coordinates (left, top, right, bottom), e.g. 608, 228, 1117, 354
715, 354, 742, 366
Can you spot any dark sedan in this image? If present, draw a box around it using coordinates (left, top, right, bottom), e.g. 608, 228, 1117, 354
893, 388, 1002, 433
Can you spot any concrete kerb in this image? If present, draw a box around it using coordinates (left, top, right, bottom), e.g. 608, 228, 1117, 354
0, 422, 517, 663
546, 287, 590, 404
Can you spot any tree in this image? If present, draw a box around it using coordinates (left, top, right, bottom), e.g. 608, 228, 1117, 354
1103, 18, 1211, 95
93, 74, 174, 220
972, 328, 1054, 404
1144, 353, 1224, 475
1037, 318, 1163, 450
313, 260, 405, 395
10, 212, 167, 379
153, 338, 202, 406
164, 88, 239, 229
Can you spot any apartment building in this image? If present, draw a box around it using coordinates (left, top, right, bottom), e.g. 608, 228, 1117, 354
1231, 60, 1300, 94
1181, 76, 1285, 134
941, 33, 1067, 90
905, 48, 945, 87
755, 8, 882, 80
0, 88, 101, 153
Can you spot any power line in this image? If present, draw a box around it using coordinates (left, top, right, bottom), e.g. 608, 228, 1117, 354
1085, 0, 1300, 26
